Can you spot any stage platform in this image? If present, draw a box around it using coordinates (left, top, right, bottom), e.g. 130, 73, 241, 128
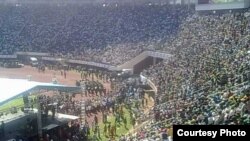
0, 111, 79, 141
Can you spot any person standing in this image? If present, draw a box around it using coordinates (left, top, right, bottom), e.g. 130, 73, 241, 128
0, 121, 5, 138
104, 124, 107, 137
108, 123, 111, 137
81, 71, 84, 79
102, 111, 107, 123
96, 125, 101, 139
64, 70, 67, 79
94, 114, 98, 125
123, 117, 127, 129
52, 106, 56, 119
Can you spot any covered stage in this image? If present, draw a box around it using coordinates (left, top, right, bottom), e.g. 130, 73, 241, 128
0, 78, 81, 105
0, 78, 81, 141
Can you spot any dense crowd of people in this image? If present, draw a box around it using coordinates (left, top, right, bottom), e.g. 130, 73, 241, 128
0, 3, 191, 65
129, 8, 250, 141
37, 80, 146, 140
29, 68, 149, 141
1, 1, 250, 141
0, 60, 23, 68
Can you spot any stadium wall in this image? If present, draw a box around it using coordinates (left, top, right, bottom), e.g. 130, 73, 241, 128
1, 51, 171, 73
140, 75, 157, 94
195, 0, 250, 11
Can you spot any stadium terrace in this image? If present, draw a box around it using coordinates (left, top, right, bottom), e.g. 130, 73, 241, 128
0, 0, 250, 141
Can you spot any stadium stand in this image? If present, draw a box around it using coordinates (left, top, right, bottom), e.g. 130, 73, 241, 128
0, 1, 250, 141
0, 3, 191, 65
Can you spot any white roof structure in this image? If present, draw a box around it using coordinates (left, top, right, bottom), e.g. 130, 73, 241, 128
0, 78, 80, 105
30, 57, 38, 61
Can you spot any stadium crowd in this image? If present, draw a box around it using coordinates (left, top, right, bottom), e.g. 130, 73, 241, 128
0, 3, 190, 65
127, 8, 250, 141
1, 1, 250, 141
